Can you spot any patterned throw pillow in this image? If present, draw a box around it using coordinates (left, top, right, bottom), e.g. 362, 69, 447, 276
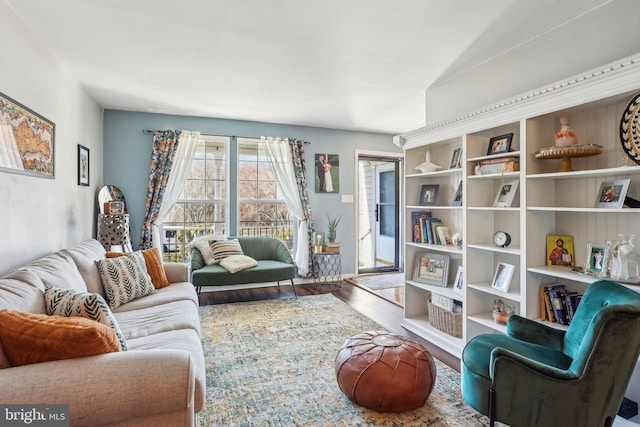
106, 247, 170, 289
44, 286, 128, 351
95, 251, 156, 310
210, 239, 244, 261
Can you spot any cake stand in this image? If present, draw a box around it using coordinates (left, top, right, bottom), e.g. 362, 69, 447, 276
534, 144, 602, 172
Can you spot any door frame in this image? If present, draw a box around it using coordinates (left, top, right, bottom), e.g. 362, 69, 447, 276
354, 149, 404, 277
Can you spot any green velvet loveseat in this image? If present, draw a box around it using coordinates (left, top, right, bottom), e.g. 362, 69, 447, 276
190, 236, 296, 294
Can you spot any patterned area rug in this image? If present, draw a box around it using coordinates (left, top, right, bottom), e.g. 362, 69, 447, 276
198, 294, 490, 426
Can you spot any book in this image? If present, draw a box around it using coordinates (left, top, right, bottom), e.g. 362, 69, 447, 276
411, 211, 431, 243
564, 291, 579, 323
425, 218, 440, 244
547, 285, 568, 325
436, 226, 453, 246
430, 221, 444, 245
542, 284, 566, 323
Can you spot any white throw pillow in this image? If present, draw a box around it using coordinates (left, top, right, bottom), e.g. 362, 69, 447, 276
95, 251, 156, 309
44, 286, 128, 351
210, 239, 244, 261
219, 255, 258, 274
190, 234, 227, 265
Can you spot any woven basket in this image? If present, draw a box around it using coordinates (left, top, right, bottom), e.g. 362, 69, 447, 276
427, 300, 462, 338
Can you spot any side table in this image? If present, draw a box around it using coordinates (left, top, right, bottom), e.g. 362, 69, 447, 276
313, 252, 342, 288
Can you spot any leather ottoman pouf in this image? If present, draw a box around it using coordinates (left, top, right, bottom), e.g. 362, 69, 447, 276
335, 330, 436, 412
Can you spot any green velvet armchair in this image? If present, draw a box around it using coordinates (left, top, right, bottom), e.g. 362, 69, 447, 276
462, 280, 640, 427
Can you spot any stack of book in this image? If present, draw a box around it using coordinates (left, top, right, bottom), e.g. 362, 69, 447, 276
411, 210, 453, 245
326, 242, 340, 253
474, 156, 520, 175
539, 283, 582, 325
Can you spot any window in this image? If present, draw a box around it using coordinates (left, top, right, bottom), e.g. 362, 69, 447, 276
161, 135, 229, 261
237, 138, 294, 250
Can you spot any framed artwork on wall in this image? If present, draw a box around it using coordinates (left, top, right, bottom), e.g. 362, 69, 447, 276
78, 144, 89, 186
315, 153, 339, 193
0, 91, 55, 179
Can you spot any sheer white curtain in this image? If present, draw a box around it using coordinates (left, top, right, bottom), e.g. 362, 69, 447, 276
262, 136, 310, 276
151, 130, 201, 251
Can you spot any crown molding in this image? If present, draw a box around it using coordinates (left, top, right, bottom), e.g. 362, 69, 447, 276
401, 53, 640, 149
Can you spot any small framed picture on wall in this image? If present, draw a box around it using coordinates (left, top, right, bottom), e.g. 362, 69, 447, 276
315, 153, 339, 193
78, 144, 89, 186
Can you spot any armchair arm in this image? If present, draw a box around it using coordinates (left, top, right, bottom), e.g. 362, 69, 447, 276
164, 262, 190, 283
0, 350, 196, 426
507, 314, 565, 351
490, 347, 576, 382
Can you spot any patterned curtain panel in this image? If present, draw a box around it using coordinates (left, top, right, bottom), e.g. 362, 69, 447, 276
288, 139, 317, 278
139, 130, 182, 249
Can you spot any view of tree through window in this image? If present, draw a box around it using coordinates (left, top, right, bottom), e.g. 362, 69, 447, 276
162, 135, 228, 261
237, 138, 294, 250
161, 136, 294, 262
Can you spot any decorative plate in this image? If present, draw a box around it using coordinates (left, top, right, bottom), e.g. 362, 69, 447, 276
620, 92, 640, 165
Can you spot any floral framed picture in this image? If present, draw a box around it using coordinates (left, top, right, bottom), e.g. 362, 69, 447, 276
453, 265, 464, 295
491, 262, 515, 293
77, 144, 89, 186
584, 241, 610, 277
413, 252, 450, 287
486, 133, 513, 155
493, 179, 519, 207
419, 184, 440, 206
594, 179, 630, 208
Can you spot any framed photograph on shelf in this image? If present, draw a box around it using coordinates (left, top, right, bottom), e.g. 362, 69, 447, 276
451, 180, 463, 206
584, 241, 610, 277
77, 144, 89, 186
419, 184, 440, 206
413, 252, 450, 287
486, 133, 513, 155
453, 266, 464, 295
594, 179, 630, 208
546, 235, 574, 266
492, 179, 519, 207
449, 147, 462, 169
491, 262, 515, 292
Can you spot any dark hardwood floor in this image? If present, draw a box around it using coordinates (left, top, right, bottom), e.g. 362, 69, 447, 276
198, 281, 460, 371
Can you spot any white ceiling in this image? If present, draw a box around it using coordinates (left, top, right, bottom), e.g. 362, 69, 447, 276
6, 0, 612, 134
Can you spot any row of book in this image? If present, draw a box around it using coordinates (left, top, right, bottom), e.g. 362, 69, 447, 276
539, 284, 582, 325
411, 211, 453, 245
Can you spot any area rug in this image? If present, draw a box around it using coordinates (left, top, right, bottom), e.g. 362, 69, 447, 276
348, 272, 405, 290
198, 294, 490, 426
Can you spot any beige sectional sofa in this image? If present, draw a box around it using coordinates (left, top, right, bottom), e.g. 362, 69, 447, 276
0, 239, 205, 427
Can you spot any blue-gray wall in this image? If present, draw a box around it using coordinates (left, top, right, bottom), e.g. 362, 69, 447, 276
103, 110, 399, 275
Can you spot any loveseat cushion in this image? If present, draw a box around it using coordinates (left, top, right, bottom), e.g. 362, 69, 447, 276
44, 286, 127, 351
96, 252, 156, 309
192, 260, 296, 287
219, 254, 258, 273
0, 310, 121, 366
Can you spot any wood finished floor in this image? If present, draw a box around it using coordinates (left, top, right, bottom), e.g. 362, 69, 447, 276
198, 281, 460, 371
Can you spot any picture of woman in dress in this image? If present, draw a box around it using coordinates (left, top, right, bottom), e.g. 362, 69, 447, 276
324, 158, 334, 192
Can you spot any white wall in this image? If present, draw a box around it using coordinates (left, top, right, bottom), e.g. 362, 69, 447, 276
425, 0, 640, 127
0, 3, 103, 275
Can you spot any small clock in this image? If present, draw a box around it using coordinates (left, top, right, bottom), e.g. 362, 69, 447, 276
493, 231, 511, 247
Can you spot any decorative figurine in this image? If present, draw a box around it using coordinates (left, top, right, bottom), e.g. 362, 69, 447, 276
415, 150, 442, 173
554, 116, 578, 147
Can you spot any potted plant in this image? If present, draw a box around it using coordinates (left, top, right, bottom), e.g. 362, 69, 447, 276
325, 212, 342, 242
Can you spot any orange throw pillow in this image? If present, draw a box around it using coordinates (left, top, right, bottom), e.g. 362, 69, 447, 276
105, 248, 170, 289
0, 310, 121, 367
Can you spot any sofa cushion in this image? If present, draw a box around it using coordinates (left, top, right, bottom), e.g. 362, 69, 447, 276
96, 252, 156, 309
219, 254, 258, 273
107, 248, 170, 289
62, 238, 107, 297
113, 300, 201, 340
23, 251, 87, 293
44, 286, 127, 351
112, 281, 198, 313
191, 260, 296, 287
211, 239, 244, 261
0, 310, 121, 366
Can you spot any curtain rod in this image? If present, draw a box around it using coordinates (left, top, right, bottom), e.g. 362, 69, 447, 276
142, 129, 309, 143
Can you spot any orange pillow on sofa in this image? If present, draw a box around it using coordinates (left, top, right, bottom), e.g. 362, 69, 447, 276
0, 310, 121, 367
106, 247, 170, 289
